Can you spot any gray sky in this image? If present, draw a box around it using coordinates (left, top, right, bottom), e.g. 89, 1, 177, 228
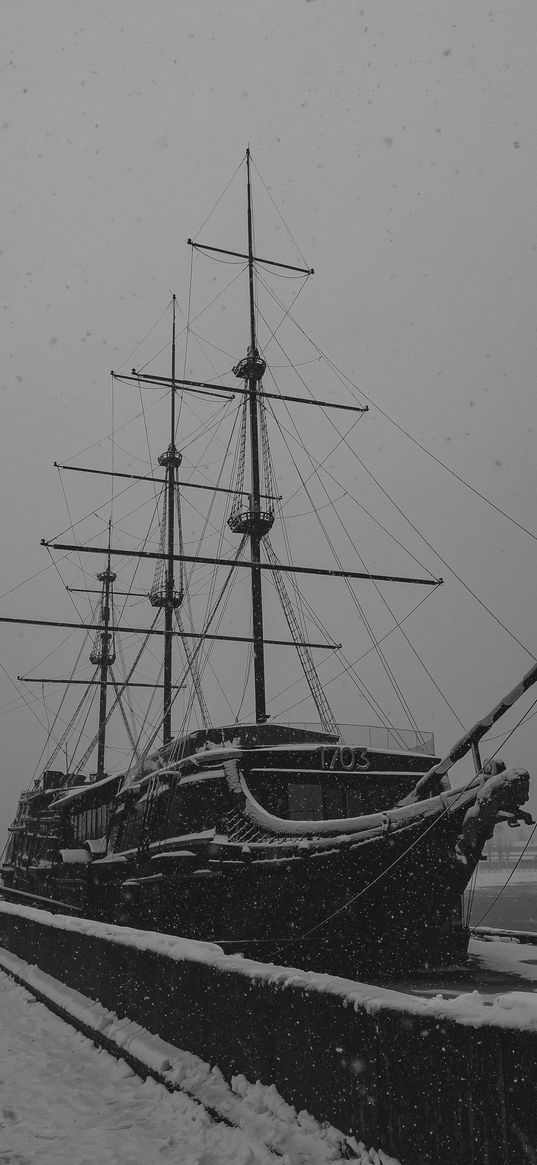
2, 1, 537, 825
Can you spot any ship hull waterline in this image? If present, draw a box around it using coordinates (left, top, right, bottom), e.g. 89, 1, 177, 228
43, 802, 479, 980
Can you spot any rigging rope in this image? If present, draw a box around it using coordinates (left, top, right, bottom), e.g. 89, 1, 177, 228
229, 398, 248, 526
250, 154, 311, 270
272, 692, 537, 953
256, 281, 531, 717
115, 300, 172, 374
74, 612, 161, 775
262, 290, 537, 657
70, 685, 100, 777
174, 608, 211, 729
235, 640, 253, 723
114, 631, 143, 745
191, 155, 245, 241
262, 277, 537, 548
263, 536, 339, 735
276, 477, 320, 684
142, 537, 249, 758
260, 564, 439, 744
251, 292, 444, 737
266, 392, 425, 739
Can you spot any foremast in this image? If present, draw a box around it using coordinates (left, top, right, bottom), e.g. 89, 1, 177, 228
149, 295, 184, 744
16, 533, 121, 785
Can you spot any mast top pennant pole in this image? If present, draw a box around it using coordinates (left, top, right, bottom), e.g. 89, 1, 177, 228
247, 148, 257, 357
170, 294, 176, 445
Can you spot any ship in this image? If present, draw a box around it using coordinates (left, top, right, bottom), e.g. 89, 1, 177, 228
1, 150, 534, 979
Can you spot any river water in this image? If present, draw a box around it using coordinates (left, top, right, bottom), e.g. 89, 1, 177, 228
466, 881, 537, 931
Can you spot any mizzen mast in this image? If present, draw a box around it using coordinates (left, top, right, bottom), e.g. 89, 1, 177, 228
89, 525, 117, 777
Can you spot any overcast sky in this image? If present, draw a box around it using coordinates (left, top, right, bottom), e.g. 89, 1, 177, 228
2, 1, 537, 825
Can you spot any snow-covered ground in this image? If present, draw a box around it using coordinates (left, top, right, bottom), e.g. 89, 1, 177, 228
1, 901, 537, 1165
470, 935, 537, 984
0, 963, 398, 1165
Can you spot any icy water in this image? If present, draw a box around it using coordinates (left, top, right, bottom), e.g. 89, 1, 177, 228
468, 881, 537, 931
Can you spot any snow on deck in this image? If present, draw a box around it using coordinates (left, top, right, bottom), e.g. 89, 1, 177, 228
0, 955, 398, 1164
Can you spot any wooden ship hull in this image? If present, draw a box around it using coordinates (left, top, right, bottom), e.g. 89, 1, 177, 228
2, 722, 532, 979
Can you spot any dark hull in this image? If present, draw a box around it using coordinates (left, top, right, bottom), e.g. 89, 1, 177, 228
3, 735, 530, 979
50, 808, 472, 980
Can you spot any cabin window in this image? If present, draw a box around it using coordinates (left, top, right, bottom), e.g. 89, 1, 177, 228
346, 787, 364, 817
119, 805, 144, 851
245, 776, 288, 817
288, 782, 323, 821
247, 775, 345, 820
346, 778, 411, 815
93, 804, 106, 835
71, 800, 113, 842
323, 781, 346, 819
145, 784, 173, 841
163, 778, 229, 838
113, 785, 171, 852
245, 771, 413, 822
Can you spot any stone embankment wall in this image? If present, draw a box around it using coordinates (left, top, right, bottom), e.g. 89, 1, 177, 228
0, 901, 535, 1164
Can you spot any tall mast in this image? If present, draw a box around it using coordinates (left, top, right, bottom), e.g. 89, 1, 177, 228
230, 149, 273, 722
151, 295, 183, 745
247, 150, 268, 723
247, 148, 257, 355
90, 521, 116, 776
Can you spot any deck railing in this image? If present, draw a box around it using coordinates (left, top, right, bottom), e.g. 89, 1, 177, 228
285, 722, 435, 754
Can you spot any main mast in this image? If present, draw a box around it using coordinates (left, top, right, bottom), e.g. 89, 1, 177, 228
230, 149, 273, 723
